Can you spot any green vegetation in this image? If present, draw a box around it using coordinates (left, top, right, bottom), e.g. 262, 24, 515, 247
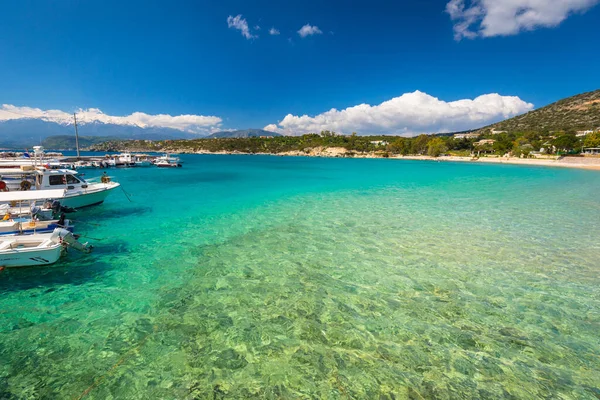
427, 137, 447, 157
584, 132, 600, 148
89, 132, 396, 154
87, 129, 594, 158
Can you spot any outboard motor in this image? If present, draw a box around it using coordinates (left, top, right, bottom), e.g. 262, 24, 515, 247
30, 204, 53, 221
51, 200, 76, 214
30, 205, 53, 221
51, 201, 60, 214
50, 228, 93, 253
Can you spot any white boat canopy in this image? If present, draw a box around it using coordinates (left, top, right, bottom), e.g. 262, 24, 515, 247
0, 189, 67, 202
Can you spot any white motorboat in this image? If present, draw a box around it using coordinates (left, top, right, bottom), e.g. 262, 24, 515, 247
0, 234, 63, 267
134, 154, 153, 167
0, 228, 92, 268
118, 152, 139, 167
0, 146, 120, 209
154, 154, 182, 168
155, 160, 182, 168
0, 167, 120, 209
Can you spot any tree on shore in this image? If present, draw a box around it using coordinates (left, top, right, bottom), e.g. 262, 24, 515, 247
427, 138, 447, 157
388, 137, 410, 155
552, 133, 580, 153
411, 134, 430, 155
584, 132, 600, 148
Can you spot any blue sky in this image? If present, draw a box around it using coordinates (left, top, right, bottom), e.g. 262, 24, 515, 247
0, 0, 599, 135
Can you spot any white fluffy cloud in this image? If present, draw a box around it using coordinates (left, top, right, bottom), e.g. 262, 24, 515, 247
447, 0, 600, 40
227, 14, 257, 40
297, 24, 322, 38
0, 104, 223, 134
264, 91, 533, 136
269, 27, 280, 35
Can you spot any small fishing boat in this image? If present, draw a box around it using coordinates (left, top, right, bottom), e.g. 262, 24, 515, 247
155, 160, 182, 168
0, 234, 63, 267
0, 217, 73, 236
0, 190, 74, 236
0, 189, 68, 218
0, 227, 92, 268
112, 153, 136, 167
153, 154, 182, 168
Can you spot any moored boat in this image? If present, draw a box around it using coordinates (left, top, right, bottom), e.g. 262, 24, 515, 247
0, 218, 73, 236
0, 189, 74, 236
0, 227, 92, 268
0, 189, 68, 218
155, 160, 182, 168
153, 154, 183, 168
0, 167, 120, 208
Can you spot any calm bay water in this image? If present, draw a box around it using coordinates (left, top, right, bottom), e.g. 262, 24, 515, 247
1, 154, 599, 399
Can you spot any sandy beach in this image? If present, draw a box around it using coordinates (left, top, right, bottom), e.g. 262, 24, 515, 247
398, 155, 600, 170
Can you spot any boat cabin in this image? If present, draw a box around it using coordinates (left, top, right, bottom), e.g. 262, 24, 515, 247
0, 168, 89, 191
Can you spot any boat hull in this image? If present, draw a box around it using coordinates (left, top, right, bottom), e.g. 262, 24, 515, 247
0, 243, 62, 268
156, 163, 182, 168
60, 183, 121, 208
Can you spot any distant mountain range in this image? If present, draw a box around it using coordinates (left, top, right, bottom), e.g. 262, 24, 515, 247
0, 118, 283, 149
207, 129, 282, 139
0, 118, 199, 148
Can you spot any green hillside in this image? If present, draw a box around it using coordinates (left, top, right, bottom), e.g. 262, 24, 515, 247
480, 89, 600, 134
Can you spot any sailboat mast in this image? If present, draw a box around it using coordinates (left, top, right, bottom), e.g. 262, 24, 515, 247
73, 113, 81, 159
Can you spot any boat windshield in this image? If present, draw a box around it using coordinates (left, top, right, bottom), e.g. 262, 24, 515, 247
48, 174, 82, 185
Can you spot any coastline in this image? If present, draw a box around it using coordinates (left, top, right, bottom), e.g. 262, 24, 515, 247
187, 148, 600, 171
89, 146, 600, 171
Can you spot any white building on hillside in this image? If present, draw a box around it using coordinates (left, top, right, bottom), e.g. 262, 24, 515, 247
577, 130, 594, 137
474, 139, 496, 146
454, 133, 480, 139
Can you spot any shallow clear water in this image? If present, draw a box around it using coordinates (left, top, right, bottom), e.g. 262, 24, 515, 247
1, 155, 599, 399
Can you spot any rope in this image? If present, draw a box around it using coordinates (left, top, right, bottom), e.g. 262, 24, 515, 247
120, 185, 133, 203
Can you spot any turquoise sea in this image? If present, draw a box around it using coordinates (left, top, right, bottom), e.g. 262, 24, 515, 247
1, 154, 599, 399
